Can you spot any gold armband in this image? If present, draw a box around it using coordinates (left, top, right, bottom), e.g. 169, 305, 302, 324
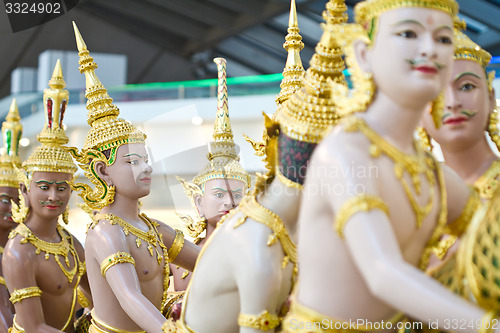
9, 286, 42, 304
100, 252, 135, 277
238, 310, 280, 331
167, 229, 185, 263
0, 276, 5, 286
334, 194, 390, 238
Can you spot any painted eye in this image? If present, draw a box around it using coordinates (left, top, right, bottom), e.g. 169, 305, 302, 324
128, 160, 139, 166
460, 83, 476, 91
437, 36, 452, 45
234, 194, 242, 199
215, 193, 224, 198
1, 199, 9, 204
39, 185, 48, 190
397, 30, 417, 38
57, 186, 67, 192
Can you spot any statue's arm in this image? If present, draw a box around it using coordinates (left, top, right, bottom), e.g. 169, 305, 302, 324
0, 279, 12, 333
87, 222, 165, 333
156, 221, 200, 271
2, 237, 61, 333
234, 232, 281, 333
324, 149, 489, 332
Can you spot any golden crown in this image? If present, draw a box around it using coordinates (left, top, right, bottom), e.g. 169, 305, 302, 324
275, 0, 305, 106
192, 58, 250, 189
73, 22, 146, 152
355, 0, 459, 28
0, 99, 23, 187
276, 0, 348, 144
454, 30, 491, 70
22, 60, 77, 176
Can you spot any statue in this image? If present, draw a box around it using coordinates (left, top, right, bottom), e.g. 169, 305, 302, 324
3, 60, 91, 332
176, 0, 347, 331
69, 23, 199, 333
171, 57, 251, 293
0, 99, 22, 332
282, 0, 499, 331
421, 29, 494, 290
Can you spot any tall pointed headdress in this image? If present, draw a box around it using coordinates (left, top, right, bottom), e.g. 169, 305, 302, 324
0, 99, 23, 187
22, 60, 77, 177
191, 58, 251, 190
454, 30, 492, 71
275, 0, 305, 107
69, 22, 146, 209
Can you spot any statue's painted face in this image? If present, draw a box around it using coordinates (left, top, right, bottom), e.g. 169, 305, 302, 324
362, 7, 454, 107
423, 59, 495, 151
0, 186, 19, 229
25, 171, 72, 221
105, 143, 153, 201
195, 178, 246, 227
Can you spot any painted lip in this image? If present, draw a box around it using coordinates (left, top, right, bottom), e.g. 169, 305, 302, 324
414, 65, 438, 74
444, 116, 468, 125
45, 205, 62, 210
140, 177, 151, 184
1, 214, 13, 222
219, 210, 230, 215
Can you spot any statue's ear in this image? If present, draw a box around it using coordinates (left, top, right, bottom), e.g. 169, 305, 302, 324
19, 183, 30, 208
194, 194, 204, 218
353, 38, 372, 75
94, 161, 113, 186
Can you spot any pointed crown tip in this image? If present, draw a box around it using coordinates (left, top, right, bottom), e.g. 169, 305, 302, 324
289, 0, 298, 28
72, 22, 87, 52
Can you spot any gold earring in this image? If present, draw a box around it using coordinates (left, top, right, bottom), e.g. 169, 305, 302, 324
62, 206, 69, 225
488, 108, 500, 153
12, 194, 29, 223
430, 92, 445, 129
416, 127, 432, 152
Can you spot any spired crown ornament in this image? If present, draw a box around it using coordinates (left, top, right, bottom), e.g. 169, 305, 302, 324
454, 30, 492, 71
190, 57, 250, 191
0, 99, 23, 188
21, 60, 77, 177
68, 22, 147, 209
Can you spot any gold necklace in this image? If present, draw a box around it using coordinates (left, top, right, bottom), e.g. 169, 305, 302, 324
11, 223, 79, 283
94, 213, 163, 265
237, 195, 297, 276
92, 213, 171, 314
345, 117, 436, 228
474, 159, 500, 200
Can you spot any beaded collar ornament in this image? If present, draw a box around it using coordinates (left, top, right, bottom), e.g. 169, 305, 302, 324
68, 22, 147, 209
0, 99, 23, 188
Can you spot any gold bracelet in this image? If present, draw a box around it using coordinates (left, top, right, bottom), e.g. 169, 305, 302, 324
9, 286, 42, 304
0, 276, 5, 286
480, 311, 497, 333
334, 194, 390, 238
100, 252, 135, 277
238, 310, 280, 331
167, 229, 185, 263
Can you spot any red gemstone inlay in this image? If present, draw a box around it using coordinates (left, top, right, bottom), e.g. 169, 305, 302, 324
47, 99, 53, 129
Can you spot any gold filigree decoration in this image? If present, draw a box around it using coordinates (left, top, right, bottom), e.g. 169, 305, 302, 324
9, 286, 42, 304
238, 310, 280, 331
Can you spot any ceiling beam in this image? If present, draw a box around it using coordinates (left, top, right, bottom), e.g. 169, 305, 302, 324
145, 0, 237, 29
458, 0, 500, 32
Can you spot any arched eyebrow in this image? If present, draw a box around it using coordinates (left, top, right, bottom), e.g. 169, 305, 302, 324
55, 180, 69, 185
392, 20, 453, 33
123, 153, 148, 159
0, 193, 12, 199
212, 187, 243, 192
35, 180, 54, 184
454, 72, 482, 82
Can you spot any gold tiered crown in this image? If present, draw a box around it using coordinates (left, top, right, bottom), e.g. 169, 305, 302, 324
192, 58, 250, 190
276, 0, 348, 144
22, 60, 77, 176
355, 0, 459, 28
454, 30, 492, 70
0, 99, 23, 187
72, 22, 146, 152
275, 0, 305, 106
